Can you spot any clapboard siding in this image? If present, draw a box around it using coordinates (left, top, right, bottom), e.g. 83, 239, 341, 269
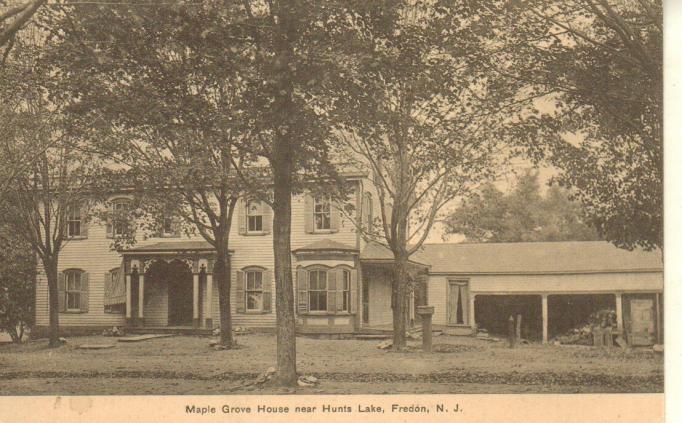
35, 186, 364, 330
427, 276, 448, 326
364, 267, 393, 326
35, 223, 126, 327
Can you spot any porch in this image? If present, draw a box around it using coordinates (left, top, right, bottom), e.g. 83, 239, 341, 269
117, 241, 222, 334
358, 260, 429, 332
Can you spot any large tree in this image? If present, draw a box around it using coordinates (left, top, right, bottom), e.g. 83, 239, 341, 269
489, 0, 662, 250
0, 47, 104, 346
333, 2, 524, 349
43, 0, 350, 384
44, 1, 264, 349
445, 170, 601, 242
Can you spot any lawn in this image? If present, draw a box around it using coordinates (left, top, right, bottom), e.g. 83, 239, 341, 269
0, 333, 663, 395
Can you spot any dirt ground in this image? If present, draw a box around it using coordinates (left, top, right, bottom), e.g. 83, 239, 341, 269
0, 333, 663, 395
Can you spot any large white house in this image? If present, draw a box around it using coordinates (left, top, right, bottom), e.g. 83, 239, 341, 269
34, 173, 664, 345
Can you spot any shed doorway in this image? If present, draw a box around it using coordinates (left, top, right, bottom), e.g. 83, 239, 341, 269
474, 295, 543, 340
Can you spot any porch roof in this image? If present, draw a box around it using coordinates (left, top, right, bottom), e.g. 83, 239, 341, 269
361, 241, 662, 275
122, 240, 222, 255
292, 239, 358, 254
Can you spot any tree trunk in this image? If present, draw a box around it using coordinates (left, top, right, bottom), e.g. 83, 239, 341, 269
45, 258, 60, 347
391, 255, 409, 350
268, 0, 298, 387
272, 146, 298, 386
215, 245, 233, 348
6, 326, 20, 343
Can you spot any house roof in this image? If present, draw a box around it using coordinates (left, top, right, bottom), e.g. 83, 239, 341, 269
292, 239, 358, 254
123, 240, 218, 254
361, 241, 662, 274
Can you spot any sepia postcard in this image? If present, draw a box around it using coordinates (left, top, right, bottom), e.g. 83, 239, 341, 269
0, 0, 676, 422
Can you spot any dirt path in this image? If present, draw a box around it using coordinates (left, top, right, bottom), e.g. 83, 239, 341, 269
0, 369, 662, 395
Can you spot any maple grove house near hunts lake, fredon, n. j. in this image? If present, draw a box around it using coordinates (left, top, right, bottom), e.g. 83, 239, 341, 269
33, 173, 663, 345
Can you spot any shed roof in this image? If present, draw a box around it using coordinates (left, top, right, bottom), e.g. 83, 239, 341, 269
360, 241, 662, 274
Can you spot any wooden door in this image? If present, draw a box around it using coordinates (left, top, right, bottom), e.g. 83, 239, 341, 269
629, 299, 655, 346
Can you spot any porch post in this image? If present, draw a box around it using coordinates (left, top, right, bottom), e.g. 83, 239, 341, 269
205, 273, 213, 329
125, 273, 132, 325
469, 294, 476, 330
193, 273, 200, 329
615, 293, 623, 333
137, 273, 145, 326
541, 294, 548, 344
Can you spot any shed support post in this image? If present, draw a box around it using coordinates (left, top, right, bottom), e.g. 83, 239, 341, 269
615, 293, 623, 333
137, 274, 144, 326
205, 273, 213, 329
125, 273, 132, 326
541, 294, 548, 344
193, 273, 200, 329
469, 294, 476, 332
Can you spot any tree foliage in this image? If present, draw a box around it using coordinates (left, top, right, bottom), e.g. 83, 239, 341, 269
488, 0, 662, 250
445, 170, 601, 243
0, 33, 106, 347
0, 225, 35, 343
332, 2, 527, 349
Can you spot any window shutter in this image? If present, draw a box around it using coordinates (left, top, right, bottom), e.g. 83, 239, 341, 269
171, 216, 182, 237
327, 269, 337, 313
238, 199, 247, 235
81, 273, 89, 313
262, 270, 273, 313
336, 269, 344, 312
236, 271, 245, 313
304, 193, 314, 233
363, 192, 373, 231
58, 273, 66, 312
106, 216, 113, 238
80, 205, 88, 238
262, 204, 272, 234
104, 272, 111, 300
297, 267, 308, 314
330, 201, 340, 233
151, 216, 162, 238
350, 269, 358, 314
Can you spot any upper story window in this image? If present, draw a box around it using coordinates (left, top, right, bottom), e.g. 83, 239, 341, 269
247, 201, 263, 233
112, 199, 130, 236
162, 216, 174, 236
66, 202, 82, 238
313, 196, 331, 231
308, 269, 328, 312
246, 270, 263, 311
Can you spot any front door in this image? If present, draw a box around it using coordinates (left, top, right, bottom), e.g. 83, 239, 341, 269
447, 280, 469, 325
168, 274, 193, 326
629, 299, 655, 346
